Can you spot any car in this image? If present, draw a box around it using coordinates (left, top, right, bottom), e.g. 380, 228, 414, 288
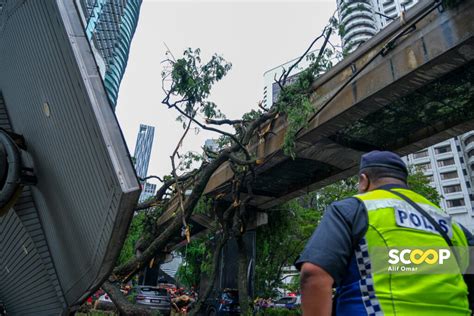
133, 286, 171, 316
273, 296, 301, 310
94, 294, 116, 311
204, 289, 240, 316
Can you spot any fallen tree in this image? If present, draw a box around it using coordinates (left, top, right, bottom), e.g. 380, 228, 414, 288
101, 14, 342, 314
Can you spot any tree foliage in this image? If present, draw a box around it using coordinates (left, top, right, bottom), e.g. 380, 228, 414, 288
407, 166, 441, 205
255, 204, 321, 297
175, 236, 211, 288
117, 211, 146, 266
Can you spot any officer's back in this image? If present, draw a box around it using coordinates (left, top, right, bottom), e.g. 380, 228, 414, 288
296, 151, 473, 316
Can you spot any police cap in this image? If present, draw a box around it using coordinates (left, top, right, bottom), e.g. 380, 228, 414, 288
359, 150, 408, 180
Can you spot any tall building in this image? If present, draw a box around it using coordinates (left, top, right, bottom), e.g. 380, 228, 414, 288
133, 124, 156, 202
140, 182, 157, 203
406, 135, 474, 232
336, 0, 418, 51
204, 139, 220, 152
134, 124, 155, 179
335, 0, 474, 231
263, 53, 315, 109
77, 0, 142, 108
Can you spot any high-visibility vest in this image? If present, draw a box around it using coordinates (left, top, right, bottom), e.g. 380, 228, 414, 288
335, 188, 470, 316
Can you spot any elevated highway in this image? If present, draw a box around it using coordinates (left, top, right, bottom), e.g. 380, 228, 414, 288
158, 0, 474, 231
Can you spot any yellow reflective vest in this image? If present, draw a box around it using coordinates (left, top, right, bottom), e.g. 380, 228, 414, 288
335, 188, 470, 316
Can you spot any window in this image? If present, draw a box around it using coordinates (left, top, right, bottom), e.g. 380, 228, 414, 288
440, 171, 458, 180
416, 162, 431, 171
460, 157, 464, 163
464, 169, 468, 176
457, 145, 461, 152
464, 135, 474, 146
467, 181, 471, 188
426, 175, 434, 182
435, 145, 452, 154
437, 158, 455, 167
443, 184, 462, 194
446, 199, 465, 208
413, 150, 429, 159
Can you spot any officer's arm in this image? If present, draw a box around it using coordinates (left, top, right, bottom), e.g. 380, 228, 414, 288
300, 262, 333, 316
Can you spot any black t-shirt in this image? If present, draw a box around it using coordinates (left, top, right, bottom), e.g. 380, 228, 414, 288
295, 184, 474, 286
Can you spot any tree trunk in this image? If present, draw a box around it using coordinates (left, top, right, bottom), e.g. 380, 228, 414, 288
189, 234, 227, 316
102, 281, 151, 316
236, 236, 250, 316
111, 151, 231, 282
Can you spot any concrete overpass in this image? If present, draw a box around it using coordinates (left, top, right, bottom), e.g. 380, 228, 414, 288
157, 0, 474, 231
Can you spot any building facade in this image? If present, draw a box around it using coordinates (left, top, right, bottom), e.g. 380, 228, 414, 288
133, 124, 156, 202
77, 0, 142, 108
336, 0, 418, 51
140, 182, 157, 203
134, 124, 155, 179
406, 135, 474, 232
263, 54, 315, 109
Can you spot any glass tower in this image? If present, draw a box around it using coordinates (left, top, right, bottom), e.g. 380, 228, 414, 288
133, 124, 155, 179
77, 0, 143, 108
133, 124, 156, 202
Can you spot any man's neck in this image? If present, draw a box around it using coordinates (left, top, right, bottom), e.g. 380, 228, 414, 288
370, 179, 408, 191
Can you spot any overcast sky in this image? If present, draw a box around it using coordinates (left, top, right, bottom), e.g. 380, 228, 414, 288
115, 0, 337, 183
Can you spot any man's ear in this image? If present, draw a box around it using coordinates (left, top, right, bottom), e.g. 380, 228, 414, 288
358, 173, 370, 193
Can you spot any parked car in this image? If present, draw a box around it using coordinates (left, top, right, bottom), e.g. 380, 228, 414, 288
133, 286, 171, 316
94, 294, 116, 311
273, 296, 301, 310
204, 289, 240, 316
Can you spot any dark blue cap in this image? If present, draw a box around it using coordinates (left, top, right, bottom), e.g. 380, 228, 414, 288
360, 151, 408, 175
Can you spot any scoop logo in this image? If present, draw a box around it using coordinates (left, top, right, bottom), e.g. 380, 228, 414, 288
388, 248, 451, 265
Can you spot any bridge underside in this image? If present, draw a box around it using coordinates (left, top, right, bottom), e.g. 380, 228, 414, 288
242, 61, 474, 209
198, 0, 474, 211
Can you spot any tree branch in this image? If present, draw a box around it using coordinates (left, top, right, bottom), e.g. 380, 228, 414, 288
170, 117, 194, 239
205, 118, 247, 126
229, 154, 257, 166
139, 175, 164, 183
166, 100, 251, 157
111, 149, 232, 282
134, 169, 199, 211
278, 27, 328, 87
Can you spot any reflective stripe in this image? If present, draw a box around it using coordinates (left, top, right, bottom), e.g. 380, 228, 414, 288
346, 190, 471, 315
355, 237, 383, 316
362, 198, 445, 216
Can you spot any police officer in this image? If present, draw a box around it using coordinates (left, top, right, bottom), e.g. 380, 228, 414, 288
296, 151, 474, 316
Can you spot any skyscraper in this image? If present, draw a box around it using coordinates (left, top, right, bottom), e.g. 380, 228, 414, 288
133, 124, 156, 202
77, 0, 142, 108
337, 0, 418, 51
134, 124, 155, 179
